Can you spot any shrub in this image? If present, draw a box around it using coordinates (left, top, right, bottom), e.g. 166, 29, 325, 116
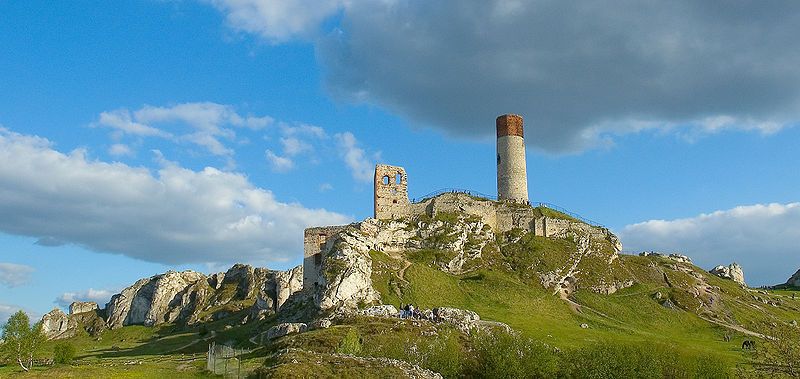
466, 329, 559, 379
53, 342, 76, 365
562, 342, 730, 379
337, 328, 362, 355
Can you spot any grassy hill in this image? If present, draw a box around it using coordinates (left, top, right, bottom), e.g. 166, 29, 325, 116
2, 209, 799, 378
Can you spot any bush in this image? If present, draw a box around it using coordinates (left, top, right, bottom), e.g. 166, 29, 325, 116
337, 328, 362, 355
466, 329, 559, 379
562, 342, 729, 379
53, 342, 76, 365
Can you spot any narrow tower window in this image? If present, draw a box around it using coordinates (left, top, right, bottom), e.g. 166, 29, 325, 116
396, 173, 402, 184
383, 176, 390, 185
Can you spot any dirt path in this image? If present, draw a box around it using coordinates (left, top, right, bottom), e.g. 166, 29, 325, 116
386, 251, 412, 283
166, 331, 216, 354
698, 316, 769, 339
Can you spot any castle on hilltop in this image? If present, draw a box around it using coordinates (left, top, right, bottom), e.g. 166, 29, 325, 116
302, 114, 616, 290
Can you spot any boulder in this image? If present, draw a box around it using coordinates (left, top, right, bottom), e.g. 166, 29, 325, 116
668, 254, 693, 264
41, 308, 77, 340
433, 307, 480, 333
786, 269, 800, 288
69, 301, 98, 315
710, 263, 746, 286
264, 322, 307, 340
362, 304, 399, 318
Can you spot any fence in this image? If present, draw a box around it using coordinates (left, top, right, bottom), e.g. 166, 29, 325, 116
207, 342, 252, 378
410, 188, 604, 227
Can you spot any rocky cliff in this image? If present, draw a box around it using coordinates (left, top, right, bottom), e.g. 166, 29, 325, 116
41, 263, 304, 338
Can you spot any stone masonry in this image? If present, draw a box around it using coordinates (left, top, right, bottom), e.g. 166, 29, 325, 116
496, 114, 529, 203
303, 225, 349, 289
374, 164, 411, 220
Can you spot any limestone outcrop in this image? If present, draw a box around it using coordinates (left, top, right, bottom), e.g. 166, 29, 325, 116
264, 322, 307, 341
786, 269, 800, 288
362, 304, 399, 318
69, 301, 98, 315
433, 307, 480, 333
274, 265, 303, 311
41, 308, 77, 340
105, 270, 206, 328
710, 263, 746, 286
103, 264, 304, 329
314, 223, 382, 311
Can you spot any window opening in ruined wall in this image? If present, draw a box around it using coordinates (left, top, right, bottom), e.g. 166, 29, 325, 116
396, 173, 402, 184
383, 176, 390, 185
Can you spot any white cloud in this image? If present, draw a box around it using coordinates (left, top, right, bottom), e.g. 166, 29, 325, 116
206, 0, 344, 42
0, 304, 21, 324
56, 288, 116, 308
0, 263, 34, 288
94, 109, 172, 138
620, 203, 800, 286
319, 183, 334, 192
0, 128, 350, 265
207, 1, 800, 153
335, 132, 377, 183
108, 143, 134, 157
281, 137, 312, 156
94, 102, 273, 158
265, 149, 294, 172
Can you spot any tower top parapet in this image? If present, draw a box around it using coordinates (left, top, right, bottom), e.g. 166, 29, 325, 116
496, 114, 524, 138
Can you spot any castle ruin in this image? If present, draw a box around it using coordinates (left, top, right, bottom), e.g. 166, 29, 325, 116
302, 114, 616, 290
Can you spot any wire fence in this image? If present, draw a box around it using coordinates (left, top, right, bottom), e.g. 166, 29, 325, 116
410, 188, 604, 228
207, 342, 252, 378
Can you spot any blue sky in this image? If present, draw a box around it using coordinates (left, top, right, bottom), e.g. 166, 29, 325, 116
2, 1, 800, 321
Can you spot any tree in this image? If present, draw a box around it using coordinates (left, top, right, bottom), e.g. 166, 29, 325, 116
53, 342, 75, 365
1, 310, 46, 371
738, 322, 800, 378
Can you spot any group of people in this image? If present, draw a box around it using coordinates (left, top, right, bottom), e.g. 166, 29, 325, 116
398, 304, 434, 321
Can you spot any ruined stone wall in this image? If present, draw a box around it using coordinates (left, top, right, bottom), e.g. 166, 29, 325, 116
374, 164, 410, 220
303, 225, 349, 289
428, 192, 498, 230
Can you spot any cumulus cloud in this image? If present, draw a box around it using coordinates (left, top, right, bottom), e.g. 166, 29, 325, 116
108, 143, 134, 157
0, 263, 34, 288
0, 128, 351, 265
335, 132, 378, 182
206, 0, 344, 42
265, 149, 294, 172
208, 1, 800, 152
620, 203, 800, 286
94, 102, 273, 158
0, 304, 21, 325
56, 288, 116, 308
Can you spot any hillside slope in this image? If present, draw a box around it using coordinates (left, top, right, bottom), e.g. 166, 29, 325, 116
3, 200, 799, 377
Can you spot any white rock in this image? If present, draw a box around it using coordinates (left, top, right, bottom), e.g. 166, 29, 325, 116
668, 254, 693, 264
105, 270, 207, 329
41, 308, 76, 340
433, 307, 480, 333
69, 301, 98, 315
786, 269, 800, 288
265, 322, 307, 340
362, 304, 399, 318
710, 263, 746, 286
274, 265, 303, 311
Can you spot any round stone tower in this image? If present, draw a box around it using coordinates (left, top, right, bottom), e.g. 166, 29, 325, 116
496, 114, 529, 203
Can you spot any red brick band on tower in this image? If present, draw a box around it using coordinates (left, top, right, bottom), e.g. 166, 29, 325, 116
496, 114, 524, 138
